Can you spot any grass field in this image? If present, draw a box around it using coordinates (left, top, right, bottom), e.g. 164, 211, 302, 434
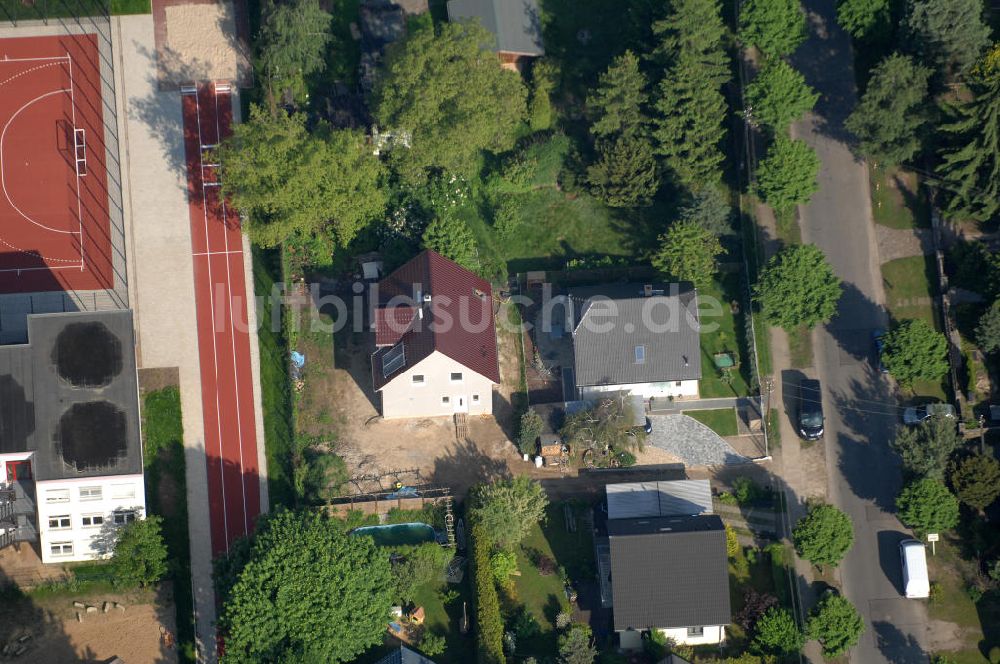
685, 408, 739, 437
870, 167, 930, 230
928, 539, 1000, 663
0, 0, 149, 18
881, 255, 940, 328
788, 325, 814, 369
700, 273, 754, 398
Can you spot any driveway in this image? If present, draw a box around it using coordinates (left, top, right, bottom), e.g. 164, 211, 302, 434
646, 414, 749, 466
791, 0, 929, 661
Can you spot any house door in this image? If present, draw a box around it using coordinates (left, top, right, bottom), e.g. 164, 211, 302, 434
6, 461, 32, 481
453, 395, 468, 413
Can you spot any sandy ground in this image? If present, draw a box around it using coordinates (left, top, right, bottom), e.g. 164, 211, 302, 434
163, 2, 243, 84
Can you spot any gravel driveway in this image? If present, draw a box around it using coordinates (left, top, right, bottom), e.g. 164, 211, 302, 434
646, 414, 749, 466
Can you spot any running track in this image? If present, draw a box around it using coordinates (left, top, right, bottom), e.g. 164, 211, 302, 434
181, 83, 260, 556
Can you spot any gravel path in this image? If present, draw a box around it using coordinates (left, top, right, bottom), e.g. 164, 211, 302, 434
646, 414, 750, 466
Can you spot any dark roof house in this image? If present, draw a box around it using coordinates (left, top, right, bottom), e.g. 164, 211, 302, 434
446, 0, 544, 69
608, 514, 731, 632
375, 645, 436, 664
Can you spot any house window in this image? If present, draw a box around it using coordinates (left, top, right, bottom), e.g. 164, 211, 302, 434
50, 542, 73, 557
675, 381, 682, 387
634, 345, 645, 364
111, 484, 135, 500
450, 372, 463, 382
48, 515, 71, 530
79, 486, 102, 501
472, 394, 480, 404
441, 396, 450, 405
411, 374, 425, 385
686, 626, 704, 638
46, 489, 70, 503
113, 510, 137, 526
81, 514, 104, 528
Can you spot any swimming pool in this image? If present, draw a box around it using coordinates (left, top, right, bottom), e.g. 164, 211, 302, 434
350, 522, 437, 546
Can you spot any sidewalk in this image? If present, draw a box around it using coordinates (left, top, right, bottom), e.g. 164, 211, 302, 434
649, 396, 761, 413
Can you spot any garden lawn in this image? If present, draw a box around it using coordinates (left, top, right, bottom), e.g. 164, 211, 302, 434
881, 255, 939, 328
410, 581, 475, 664
927, 539, 1000, 663
685, 409, 738, 437
870, 167, 930, 230
700, 274, 753, 398
788, 325, 813, 369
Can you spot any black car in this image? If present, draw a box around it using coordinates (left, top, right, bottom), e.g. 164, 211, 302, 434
797, 379, 824, 440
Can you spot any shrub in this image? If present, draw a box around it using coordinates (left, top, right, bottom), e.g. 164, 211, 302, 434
492, 196, 524, 239
516, 409, 544, 455
490, 550, 518, 584
735, 588, 779, 631
752, 607, 804, 656
733, 476, 760, 504
470, 523, 504, 664
726, 525, 741, 558
419, 631, 446, 657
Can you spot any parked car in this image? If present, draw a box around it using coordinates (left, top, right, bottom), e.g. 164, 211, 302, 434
902, 403, 956, 425
797, 379, 824, 440
872, 329, 888, 374
900, 539, 930, 599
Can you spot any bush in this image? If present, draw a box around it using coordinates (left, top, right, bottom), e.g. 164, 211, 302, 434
725, 525, 741, 559
490, 550, 518, 584
492, 196, 524, 239
111, 516, 168, 589
733, 476, 760, 504
615, 449, 636, 467
752, 607, 804, 656
516, 409, 544, 455
419, 630, 446, 657
471, 523, 504, 664
735, 588, 779, 631
510, 608, 541, 641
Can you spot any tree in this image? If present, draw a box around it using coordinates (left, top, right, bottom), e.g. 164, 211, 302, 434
754, 244, 842, 330
890, 415, 961, 480
652, 220, 724, 289
807, 594, 865, 658
752, 607, 804, 656
217, 510, 394, 663
470, 523, 504, 664
949, 454, 1000, 510
649, 0, 730, 87
739, 0, 807, 57
301, 450, 348, 504
529, 60, 557, 132
586, 136, 659, 207
256, 0, 331, 94
792, 504, 854, 569
652, 50, 728, 188
559, 623, 597, 664
837, 0, 890, 39
111, 516, 168, 589
676, 186, 734, 238
896, 478, 960, 536
745, 59, 819, 131
845, 54, 932, 167
735, 588, 779, 631
587, 51, 648, 138
881, 319, 949, 386
372, 21, 527, 182
218, 107, 387, 250
936, 47, 1000, 223
419, 631, 446, 657
517, 409, 544, 455
422, 213, 479, 270
903, 0, 991, 76
976, 299, 1000, 353
756, 135, 821, 212
471, 477, 549, 550
561, 397, 647, 457
391, 542, 454, 603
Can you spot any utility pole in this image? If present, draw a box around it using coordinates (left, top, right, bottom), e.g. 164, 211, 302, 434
980, 414, 986, 455
762, 376, 774, 458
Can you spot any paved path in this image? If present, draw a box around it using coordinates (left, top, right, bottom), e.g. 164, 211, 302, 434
876, 225, 933, 262
650, 396, 761, 413
646, 414, 750, 466
791, 1, 929, 661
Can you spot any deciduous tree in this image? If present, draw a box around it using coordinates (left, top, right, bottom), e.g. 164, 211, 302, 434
903, 0, 991, 76
807, 594, 865, 658
881, 319, 949, 386
217, 510, 394, 663
752, 607, 804, 657
975, 299, 1000, 353
837, 0, 890, 39
517, 409, 545, 455
846, 54, 932, 167
745, 59, 819, 131
949, 454, 1000, 510
739, 0, 807, 57
422, 213, 479, 271
896, 478, 960, 535
754, 244, 842, 330
652, 220, 724, 289
756, 135, 821, 212
890, 415, 961, 480
792, 503, 854, 569
471, 477, 548, 550
256, 0, 332, 95
111, 516, 168, 589
372, 21, 527, 182
559, 623, 597, 664
649, 0, 730, 87
587, 51, 648, 138
586, 136, 659, 207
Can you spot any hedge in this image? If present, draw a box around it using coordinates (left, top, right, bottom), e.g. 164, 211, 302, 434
471, 522, 504, 664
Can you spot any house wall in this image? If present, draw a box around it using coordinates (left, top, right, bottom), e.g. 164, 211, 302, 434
36, 473, 148, 564
659, 625, 725, 646
380, 351, 494, 419
580, 379, 699, 400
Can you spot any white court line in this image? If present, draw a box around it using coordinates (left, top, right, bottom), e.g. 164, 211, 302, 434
0, 55, 71, 63
67, 53, 85, 270
0, 263, 83, 273
191, 86, 230, 554
213, 82, 250, 538
193, 249, 243, 257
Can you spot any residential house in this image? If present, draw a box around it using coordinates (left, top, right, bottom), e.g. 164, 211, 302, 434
0, 311, 147, 563
376, 645, 436, 664
568, 283, 701, 400
371, 250, 500, 419
446, 0, 544, 71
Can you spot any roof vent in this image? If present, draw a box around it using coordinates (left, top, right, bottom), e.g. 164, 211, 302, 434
643, 284, 653, 297
423, 293, 432, 302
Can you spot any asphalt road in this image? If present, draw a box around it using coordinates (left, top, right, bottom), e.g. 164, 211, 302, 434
791, 1, 931, 661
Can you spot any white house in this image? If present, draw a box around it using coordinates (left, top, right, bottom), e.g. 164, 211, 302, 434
0, 311, 147, 563
568, 283, 701, 401
371, 250, 500, 419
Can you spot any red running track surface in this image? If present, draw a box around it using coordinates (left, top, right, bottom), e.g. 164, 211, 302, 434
0, 34, 114, 293
181, 83, 261, 556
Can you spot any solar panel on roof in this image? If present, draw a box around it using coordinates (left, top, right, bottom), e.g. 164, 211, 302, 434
382, 343, 406, 377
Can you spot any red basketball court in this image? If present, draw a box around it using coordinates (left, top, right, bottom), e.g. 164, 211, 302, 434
0, 34, 113, 293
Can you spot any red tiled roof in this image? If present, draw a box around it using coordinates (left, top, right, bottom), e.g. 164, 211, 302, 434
371, 250, 500, 390
375, 305, 417, 347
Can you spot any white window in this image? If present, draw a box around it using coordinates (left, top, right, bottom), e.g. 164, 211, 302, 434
675, 381, 683, 387
472, 394, 480, 404
50, 542, 73, 557
450, 372, 463, 382
113, 510, 137, 525
111, 484, 135, 500
634, 346, 645, 364
46, 489, 70, 503
79, 486, 102, 501
441, 396, 450, 405
48, 515, 71, 530
687, 626, 704, 638
411, 374, 425, 385
81, 514, 104, 528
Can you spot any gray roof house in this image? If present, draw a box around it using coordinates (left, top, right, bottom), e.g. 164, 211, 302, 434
446, 0, 544, 70
375, 645, 436, 664
608, 514, 731, 642
568, 283, 701, 401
